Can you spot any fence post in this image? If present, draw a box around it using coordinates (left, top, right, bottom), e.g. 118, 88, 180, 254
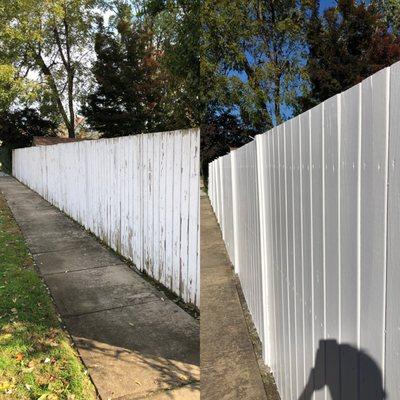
218, 157, 225, 238
231, 149, 240, 274
256, 135, 270, 363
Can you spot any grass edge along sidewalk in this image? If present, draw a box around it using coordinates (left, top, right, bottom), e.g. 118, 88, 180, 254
0, 192, 97, 400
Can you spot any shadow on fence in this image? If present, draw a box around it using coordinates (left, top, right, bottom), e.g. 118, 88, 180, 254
298, 339, 385, 400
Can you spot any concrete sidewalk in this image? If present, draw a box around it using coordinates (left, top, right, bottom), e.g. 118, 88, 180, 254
0, 176, 199, 400
200, 190, 267, 400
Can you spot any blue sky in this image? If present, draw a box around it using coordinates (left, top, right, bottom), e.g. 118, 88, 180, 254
320, 0, 337, 11
226, 0, 344, 124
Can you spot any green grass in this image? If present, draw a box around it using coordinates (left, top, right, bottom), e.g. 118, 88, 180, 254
0, 194, 97, 400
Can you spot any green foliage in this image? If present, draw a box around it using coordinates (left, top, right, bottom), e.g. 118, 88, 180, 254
200, 111, 253, 180
84, 0, 200, 136
298, 0, 400, 112
0, 64, 38, 112
202, 0, 305, 132
0, 0, 101, 137
83, 12, 168, 136
0, 108, 57, 148
377, 0, 400, 35
145, 0, 201, 128
0, 195, 96, 400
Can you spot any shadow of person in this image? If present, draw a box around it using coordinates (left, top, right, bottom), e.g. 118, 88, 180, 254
298, 339, 386, 400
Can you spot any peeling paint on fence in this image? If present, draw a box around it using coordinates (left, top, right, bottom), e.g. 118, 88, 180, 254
13, 128, 200, 308
209, 63, 400, 399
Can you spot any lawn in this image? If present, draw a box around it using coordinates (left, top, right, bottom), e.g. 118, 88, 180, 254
0, 193, 97, 400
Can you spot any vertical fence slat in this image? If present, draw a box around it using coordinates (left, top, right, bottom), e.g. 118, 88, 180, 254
310, 103, 325, 400
188, 129, 200, 306
300, 110, 314, 395
324, 94, 341, 399
385, 62, 400, 399
292, 116, 304, 397
278, 124, 290, 400
284, 119, 295, 399
340, 84, 360, 400
359, 68, 389, 398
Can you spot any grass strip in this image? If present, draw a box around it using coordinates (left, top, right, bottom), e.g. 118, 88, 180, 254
0, 193, 97, 400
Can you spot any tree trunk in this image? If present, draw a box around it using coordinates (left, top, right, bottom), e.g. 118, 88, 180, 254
36, 53, 74, 137
67, 71, 75, 138
274, 72, 282, 125
63, 16, 75, 139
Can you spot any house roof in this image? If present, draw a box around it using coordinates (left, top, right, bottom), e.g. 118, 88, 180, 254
32, 137, 87, 146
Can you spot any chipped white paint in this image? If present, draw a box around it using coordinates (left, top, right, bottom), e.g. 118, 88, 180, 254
13, 129, 200, 308
209, 64, 400, 399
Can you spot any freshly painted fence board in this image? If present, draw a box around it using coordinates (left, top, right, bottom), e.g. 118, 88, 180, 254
310, 103, 325, 400
270, 128, 283, 392
323, 94, 340, 400
278, 124, 291, 400
13, 129, 200, 308
291, 116, 304, 397
284, 119, 296, 399
386, 62, 400, 399
359, 68, 389, 399
300, 110, 314, 394
232, 140, 265, 342
340, 84, 360, 400
267, 131, 278, 379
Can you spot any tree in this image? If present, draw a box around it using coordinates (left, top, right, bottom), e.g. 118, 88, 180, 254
84, 0, 200, 136
202, 0, 305, 132
82, 5, 167, 137
377, 0, 400, 35
200, 109, 254, 182
140, 0, 201, 128
298, 0, 400, 112
0, 64, 33, 111
0, 108, 57, 148
0, 0, 101, 137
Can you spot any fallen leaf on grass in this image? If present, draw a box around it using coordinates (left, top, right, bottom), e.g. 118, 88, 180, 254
15, 353, 24, 361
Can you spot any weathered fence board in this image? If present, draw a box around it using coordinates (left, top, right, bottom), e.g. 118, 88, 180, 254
13, 129, 200, 308
209, 63, 400, 399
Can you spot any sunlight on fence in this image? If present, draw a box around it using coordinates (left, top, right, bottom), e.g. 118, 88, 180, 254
209, 63, 400, 399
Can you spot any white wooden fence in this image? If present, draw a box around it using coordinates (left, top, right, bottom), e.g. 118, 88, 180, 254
13, 128, 200, 308
209, 63, 400, 399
